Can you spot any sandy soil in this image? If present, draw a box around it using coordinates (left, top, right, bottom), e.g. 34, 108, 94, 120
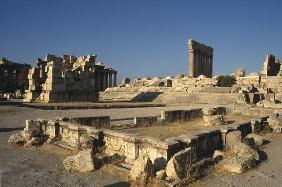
1, 105, 282, 187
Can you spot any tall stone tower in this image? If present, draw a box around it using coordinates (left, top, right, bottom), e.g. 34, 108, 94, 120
188, 39, 213, 78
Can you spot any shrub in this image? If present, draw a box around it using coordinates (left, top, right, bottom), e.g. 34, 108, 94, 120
216, 75, 236, 87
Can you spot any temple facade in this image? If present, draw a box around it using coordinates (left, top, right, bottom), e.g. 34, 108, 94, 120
188, 39, 213, 78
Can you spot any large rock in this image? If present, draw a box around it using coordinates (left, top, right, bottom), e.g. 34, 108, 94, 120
231, 143, 259, 161
202, 115, 224, 126
226, 131, 242, 149
219, 156, 254, 174
8, 132, 26, 145
129, 155, 154, 185
166, 148, 192, 181
267, 116, 282, 133
63, 149, 96, 172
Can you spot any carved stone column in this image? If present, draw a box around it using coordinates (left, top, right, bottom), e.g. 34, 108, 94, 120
113, 73, 117, 87
109, 73, 113, 87
105, 73, 109, 90
189, 50, 195, 78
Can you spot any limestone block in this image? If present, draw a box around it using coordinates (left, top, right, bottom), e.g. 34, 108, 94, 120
219, 156, 254, 174
202, 107, 216, 116
156, 170, 167, 180
8, 132, 26, 145
24, 120, 41, 137
129, 155, 154, 185
134, 116, 158, 127
79, 134, 96, 150
166, 147, 192, 181
231, 143, 259, 161
267, 116, 282, 133
63, 149, 96, 172
24, 137, 40, 148
213, 150, 224, 160
226, 131, 242, 149
202, 115, 224, 126
237, 93, 249, 104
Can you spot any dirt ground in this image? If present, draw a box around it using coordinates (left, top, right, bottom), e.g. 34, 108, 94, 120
1, 105, 282, 187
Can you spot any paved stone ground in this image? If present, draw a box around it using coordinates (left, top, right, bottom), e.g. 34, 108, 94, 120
1, 105, 282, 187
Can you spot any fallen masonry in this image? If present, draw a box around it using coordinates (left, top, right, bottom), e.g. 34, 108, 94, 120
8, 106, 281, 186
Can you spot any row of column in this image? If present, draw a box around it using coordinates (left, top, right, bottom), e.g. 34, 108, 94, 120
189, 50, 213, 78
95, 71, 117, 92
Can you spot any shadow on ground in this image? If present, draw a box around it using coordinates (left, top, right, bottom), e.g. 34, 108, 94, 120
0, 127, 23, 133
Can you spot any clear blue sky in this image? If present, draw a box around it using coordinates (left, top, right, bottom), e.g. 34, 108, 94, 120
1, 0, 282, 81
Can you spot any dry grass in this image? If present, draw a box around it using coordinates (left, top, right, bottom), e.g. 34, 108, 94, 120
121, 114, 257, 140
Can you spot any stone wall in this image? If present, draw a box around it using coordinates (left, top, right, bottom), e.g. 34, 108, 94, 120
24, 54, 117, 103
29, 107, 269, 170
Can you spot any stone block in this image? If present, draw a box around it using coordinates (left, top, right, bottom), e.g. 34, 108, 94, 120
166, 147, 192, 180
226, 130, 242, 149
134, 116, 158, 127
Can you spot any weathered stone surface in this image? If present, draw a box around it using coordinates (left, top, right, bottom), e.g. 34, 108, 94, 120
188, 39, 213, 78
24, 137, 40, 148
8, 132, 26, 145
156, 170, 167, 180
237, 93, 249, 104
202, 115, 224, 126
24, 119, 41, 137
219, 156, 254, 174
63, 149, 96, 172
79, 134, 96, 150
245, 134, 266, 146
25, 53, 116, 103
202, 107, 216, 116
231, 143, 259, 161
213, 150, 224, 159
129, 155, 154, 185
267, 116, 282, 133
234, 67, 245, 77
226, 131, 242, 149
166, 147, 192, 180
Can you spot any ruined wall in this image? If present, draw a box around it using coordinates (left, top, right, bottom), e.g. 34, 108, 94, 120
24, 54, 117, 103
0, 58, 31, 93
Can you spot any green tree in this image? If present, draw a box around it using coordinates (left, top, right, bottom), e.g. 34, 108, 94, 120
216, 75, 236, 87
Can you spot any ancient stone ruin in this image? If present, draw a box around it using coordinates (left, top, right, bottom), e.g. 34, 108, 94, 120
188, 39, 213, 78
0, 58, 31, 93
260, 54, 282, 76
24, 54, 117, 103
4, 38, 282, 187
